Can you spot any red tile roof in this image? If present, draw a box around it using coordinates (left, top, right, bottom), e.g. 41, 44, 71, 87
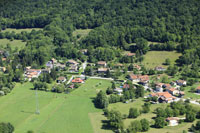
72, 78, 83, 83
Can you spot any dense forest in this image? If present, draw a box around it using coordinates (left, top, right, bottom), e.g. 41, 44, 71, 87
0, 0, 200, 68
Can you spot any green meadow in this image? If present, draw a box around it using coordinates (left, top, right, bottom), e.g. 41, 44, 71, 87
0, 39, 26, 51
0, 79, 111, 133
142, 51, 181, 69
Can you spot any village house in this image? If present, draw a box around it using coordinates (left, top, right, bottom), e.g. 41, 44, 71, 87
97, 61, 107, 67
98, 68, 108, 74
155, 83, 164, 92
176, 80, 187, 86
71, 78, 84, 83
114, 88, 123, 95
25, 69, 41, 81
149, 92, 177, 103
57, 76, 66, 83
129, 74, 140, 82
166, 117, 180, 126
196, 86, 200, 93
129, 74, 149, 84
163, 83, 171, 89
155, 66, 166, 71
166, 88, 179, 95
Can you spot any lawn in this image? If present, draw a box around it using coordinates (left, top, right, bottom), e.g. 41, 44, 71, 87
72, 29, 92, 40
1, 28, 42, 34
0, 39, 26, 51
0, 79, 111, 133
183, 83, 200, 100
142, 51, 181, 69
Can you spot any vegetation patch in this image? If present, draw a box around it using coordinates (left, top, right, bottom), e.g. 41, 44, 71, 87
1, 28, 42, 33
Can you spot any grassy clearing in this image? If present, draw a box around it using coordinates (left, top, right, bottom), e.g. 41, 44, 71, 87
142, 51, 181, 69
95, 97, 200, 133
73, 29, 92, 40
0, 39, 26, 51
0, 79, 111, 133
183, 83, 200, 99
1, 28, 42, 33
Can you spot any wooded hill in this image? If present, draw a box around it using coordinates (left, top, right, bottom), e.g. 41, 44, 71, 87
0, 0, 200, 69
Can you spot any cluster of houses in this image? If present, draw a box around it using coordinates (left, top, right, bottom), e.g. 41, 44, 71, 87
97, 61, 108, 74
24, 58, 80, 81
129, 73, 150, 87
148, 80, 186, 103
66, 60, 79, 72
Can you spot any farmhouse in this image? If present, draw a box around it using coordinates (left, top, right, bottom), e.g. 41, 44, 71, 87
72, 78, 84, 83
97, 61, 107, 67
166, 117, 179, 126
57, 76, 66, 83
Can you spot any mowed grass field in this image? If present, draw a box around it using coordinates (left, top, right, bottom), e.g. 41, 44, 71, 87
0, 79, 111, 133
1, 28, 42, 33
0, 39, 26, 51
142, 51, 181, 69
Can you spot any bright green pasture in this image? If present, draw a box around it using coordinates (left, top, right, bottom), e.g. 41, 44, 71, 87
0, 79, 111, 133
142, 51, 181, 69
0, 39, 26, 51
